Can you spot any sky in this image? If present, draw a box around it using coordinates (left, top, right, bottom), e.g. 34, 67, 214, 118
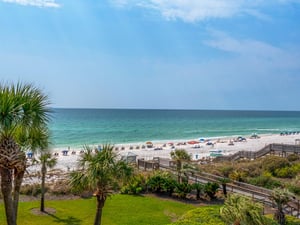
0, 0, 300, 110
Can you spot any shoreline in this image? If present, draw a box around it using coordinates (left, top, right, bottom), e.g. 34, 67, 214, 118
26, 132, 300, 172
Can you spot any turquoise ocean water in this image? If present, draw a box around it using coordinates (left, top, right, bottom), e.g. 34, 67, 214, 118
49, 109, 300, 148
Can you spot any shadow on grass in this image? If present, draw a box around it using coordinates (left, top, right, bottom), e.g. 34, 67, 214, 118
44, 211, 82, 225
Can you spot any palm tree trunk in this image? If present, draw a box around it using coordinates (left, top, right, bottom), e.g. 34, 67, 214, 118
0, 167, 16, 225
196, 189, 200, 200
274, 208, 286, 225
40, 163, 46, 212
222, 183, 227, 197
13, 168, 25, 220
94, 195, 105, 225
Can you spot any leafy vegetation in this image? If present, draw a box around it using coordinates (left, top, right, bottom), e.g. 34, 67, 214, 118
199, 156, 300, 196
220, 194, 267, 225
270, 188, 292, 225
170, 149, 191, 183
0, 82, 51, 225
70, 144, 133, 225
169, 206, 225, 225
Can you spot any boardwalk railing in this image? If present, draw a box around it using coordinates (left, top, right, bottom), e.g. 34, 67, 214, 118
137, 156, 300, 218
215, 143, 300, 161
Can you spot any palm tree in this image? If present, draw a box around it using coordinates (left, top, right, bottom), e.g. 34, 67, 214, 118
217, 177, 231, 197
37, 151, 57, 212
192, 182, 203, 200
70, 144, 133, 225
170, 149, 191, 183
220, 194, 266, 225
0, 82, 50, 225
270, 188, 291, 225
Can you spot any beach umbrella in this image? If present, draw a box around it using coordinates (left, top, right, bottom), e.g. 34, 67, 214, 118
199, 138, 205, 142
146, 141, 153, 147
188, 140, 199, 145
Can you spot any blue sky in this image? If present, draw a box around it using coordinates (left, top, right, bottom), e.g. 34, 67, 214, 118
0, 0, 300, 110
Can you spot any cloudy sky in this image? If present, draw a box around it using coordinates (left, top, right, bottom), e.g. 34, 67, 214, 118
1, 0, 300, 110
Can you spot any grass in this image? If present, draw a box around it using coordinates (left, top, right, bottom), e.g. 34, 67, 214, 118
0, 194, 196, 225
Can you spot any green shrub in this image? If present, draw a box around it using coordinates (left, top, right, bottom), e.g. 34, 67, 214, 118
229, 170, 247, 182
275, 163, 300, 178
287, 184, 300, 196
174, 182, 192, 199
50, 180, 72, 195
247, 175, 281, 189
147, 171, 175, 194
20, 184, 43, 196
262, 156, 290, 175
265, 215, 300, 225
121, 173, 147, 195
287, 154, 300, 162
192, 183, 203, 200
169, 206, 225, 225
286, 215, 300, 225
203, 182, 219, 199
120, 183, 143, 195
161, 176, 177, 196
275, 167, 296, 178
219, 166, 234, 177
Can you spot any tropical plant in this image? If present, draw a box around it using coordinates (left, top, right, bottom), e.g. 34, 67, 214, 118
247, 174, 281, 189
69, 144, 133, 225
217, 177, 231, 197
0, 82, 50, 225
229, 169, 248, 182
219, 165, 234, 177
147, 171, 174, 194
121, 173, 147, 195
220, 194, 267, 225
37, 151, 57, 212
192, 182, 203, 200
287, 154, 300, 162
170, 149, 191, 183
175, 182, 192, 199
161, 175, 177, 196
262, 156, 290, 176
169, 206, 225, 225
203, 182, 219, 199
270, 188, 291, 225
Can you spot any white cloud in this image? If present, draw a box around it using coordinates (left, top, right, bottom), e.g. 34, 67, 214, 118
204, 30, 300, 70
110, 0, 300, 22
111, 0, 245, 21
2, 0, 60, 8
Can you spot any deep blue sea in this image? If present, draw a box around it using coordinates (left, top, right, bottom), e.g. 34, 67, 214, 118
49, 109, 300, 148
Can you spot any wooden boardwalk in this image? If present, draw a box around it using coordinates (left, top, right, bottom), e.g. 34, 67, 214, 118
215, 143, 300, 162
137, 154, 300, 219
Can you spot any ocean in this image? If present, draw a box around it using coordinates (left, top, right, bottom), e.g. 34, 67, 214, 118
49, 109, 300, 148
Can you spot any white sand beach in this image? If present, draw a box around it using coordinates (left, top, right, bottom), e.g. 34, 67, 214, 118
27, 133, 300, 173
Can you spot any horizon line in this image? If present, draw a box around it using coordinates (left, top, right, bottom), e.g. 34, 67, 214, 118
50, 107, 300, 113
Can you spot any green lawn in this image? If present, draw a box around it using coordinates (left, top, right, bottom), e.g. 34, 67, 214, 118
0, 195, 196, 225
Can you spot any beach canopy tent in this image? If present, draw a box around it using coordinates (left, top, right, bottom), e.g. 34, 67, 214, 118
188, 140, 199, 145
199, 138, 206, 142
121, 152, 137, 163
146, 141, 153, 148
62, 150, 68, 156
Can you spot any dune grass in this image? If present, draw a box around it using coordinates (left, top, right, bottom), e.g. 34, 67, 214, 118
0, 194, 196, 225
